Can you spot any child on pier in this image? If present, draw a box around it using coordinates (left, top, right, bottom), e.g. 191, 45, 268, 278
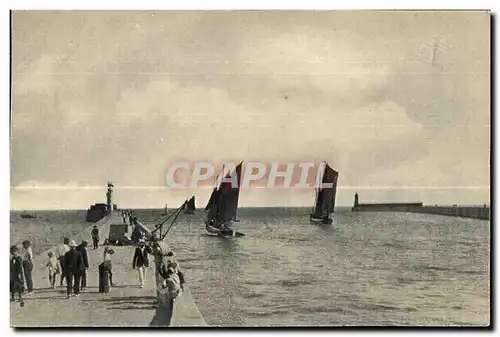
46, 252, 59, 289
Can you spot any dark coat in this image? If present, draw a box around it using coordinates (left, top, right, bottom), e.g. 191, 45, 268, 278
133, 247, 149, 268
10, 256, 24, 292
76, 244, 89, 269
64, 248, 84, 274
91, 228, 99, 239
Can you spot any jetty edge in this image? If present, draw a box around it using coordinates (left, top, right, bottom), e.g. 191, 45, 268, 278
10, 212, 207, 327
351, 193, 489, 220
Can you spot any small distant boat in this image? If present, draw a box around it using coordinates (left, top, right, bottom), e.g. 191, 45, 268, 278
20, 211, 37, 219
184, 196, 196, 214
310, 162, 339, 225
161, 204, 168, 216
204, 162, 245, 237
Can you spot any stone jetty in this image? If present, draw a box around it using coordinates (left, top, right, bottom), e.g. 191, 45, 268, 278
351, 193, 490, 220
10, 213, 207, 327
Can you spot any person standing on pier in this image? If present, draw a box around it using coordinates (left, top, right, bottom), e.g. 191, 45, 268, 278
46, 252, 59, 289
91, 226, 99, 249
133, 239, 149, 288
150, 237, 168, 296
56, 237, 70, 287
76, 241, 89, 290
21, 240, 34, 295
103, 246, 116, 286
64, 240, 84, 298
10, 246, 25, 305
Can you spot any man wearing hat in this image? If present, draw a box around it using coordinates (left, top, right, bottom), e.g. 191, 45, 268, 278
76, 240, 89, 290
63, 240, 84, 298
132, 239, 149, 288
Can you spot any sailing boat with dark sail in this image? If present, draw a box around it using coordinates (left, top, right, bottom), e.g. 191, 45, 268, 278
161, 204, 168, 216
310, 162, 339, 224
184, 196, 196, 214
204, 161, 245, 237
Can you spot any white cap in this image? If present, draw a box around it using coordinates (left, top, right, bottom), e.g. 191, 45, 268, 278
69, 240, 77, 247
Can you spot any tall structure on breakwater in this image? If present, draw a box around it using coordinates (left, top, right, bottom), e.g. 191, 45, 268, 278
106, 182, 114, 214
86, 182, 118, 222
351, 193, 423, 212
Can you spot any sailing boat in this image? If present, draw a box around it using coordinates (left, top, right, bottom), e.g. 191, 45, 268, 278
161, 204, 168, 216
184, 196, 196, 214
204, 161, 245, 237
310, 162, 339, 224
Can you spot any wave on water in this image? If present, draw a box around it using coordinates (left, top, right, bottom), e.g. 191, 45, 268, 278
11, 209, 490, 326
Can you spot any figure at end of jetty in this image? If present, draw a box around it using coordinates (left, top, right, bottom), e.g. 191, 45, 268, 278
10, 245, 25, 306
91, 225, 99, 249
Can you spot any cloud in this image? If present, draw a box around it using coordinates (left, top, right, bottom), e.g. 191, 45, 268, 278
10, 11, 490, 209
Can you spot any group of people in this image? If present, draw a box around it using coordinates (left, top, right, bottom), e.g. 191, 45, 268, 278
9, 237, 90, 302
11, 224, 186, 308
9, 240, 34, 304
50, 237, 90, 298
133, 235, 185, 305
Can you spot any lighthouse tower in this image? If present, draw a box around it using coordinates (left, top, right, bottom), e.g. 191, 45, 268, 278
106, 182, 114, 214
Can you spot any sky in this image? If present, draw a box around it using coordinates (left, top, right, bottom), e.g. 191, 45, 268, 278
10, 10, 490, 210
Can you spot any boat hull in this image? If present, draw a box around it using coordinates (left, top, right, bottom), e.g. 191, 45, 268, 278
205, 223, 245, 237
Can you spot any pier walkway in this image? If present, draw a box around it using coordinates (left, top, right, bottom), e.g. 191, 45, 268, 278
10, 213, 207, 328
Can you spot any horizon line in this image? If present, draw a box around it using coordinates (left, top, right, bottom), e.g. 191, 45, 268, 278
11, 204, 491, 212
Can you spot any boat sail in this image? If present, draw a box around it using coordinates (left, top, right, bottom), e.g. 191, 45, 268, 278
184, 196, 196, 214
204, 161, 245, 237
161, 204, 168, 216
310, 162, 339, 224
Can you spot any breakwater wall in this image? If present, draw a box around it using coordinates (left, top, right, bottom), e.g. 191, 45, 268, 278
408, 205, 490, 220
352, 204, 490, 220
130, 216, 207, 326
352, 202, 423, 212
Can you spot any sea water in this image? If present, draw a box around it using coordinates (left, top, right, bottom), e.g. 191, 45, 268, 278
142, 208, 490, 326
10, 208, 490, 326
